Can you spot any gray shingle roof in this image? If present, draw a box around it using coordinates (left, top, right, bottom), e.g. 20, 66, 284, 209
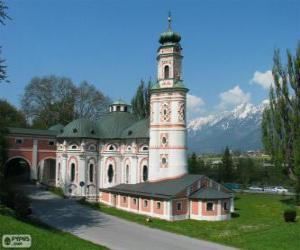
100, 174, 203, 199
189, 187, 231, 199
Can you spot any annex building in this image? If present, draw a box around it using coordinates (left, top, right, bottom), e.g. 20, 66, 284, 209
5, 17, 234, 221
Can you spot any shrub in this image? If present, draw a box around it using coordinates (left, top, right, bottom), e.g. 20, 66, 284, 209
283, 207, 297, 222
48, 187, 64, 197
14, 193, 31, 218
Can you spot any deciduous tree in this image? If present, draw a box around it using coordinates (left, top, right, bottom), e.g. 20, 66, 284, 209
262, 42, 300, 200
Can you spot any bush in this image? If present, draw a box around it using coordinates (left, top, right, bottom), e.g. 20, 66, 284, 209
283, 207, 297, 222
48, 187, 64, 197
14, 193, 31, 218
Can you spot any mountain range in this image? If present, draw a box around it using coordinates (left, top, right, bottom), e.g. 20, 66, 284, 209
187, 102, 267, 153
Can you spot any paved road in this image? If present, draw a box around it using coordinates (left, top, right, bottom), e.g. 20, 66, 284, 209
21, 184, 236, 250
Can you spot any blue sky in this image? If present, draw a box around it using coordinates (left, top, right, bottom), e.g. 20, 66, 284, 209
0, 0, 299, 119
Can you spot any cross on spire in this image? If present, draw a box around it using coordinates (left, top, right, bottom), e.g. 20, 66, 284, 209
168, 11, 172, 30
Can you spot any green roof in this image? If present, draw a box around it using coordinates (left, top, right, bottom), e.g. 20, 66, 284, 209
96, 112, 138, 139
48, 123, 64, 132
100, 175, 204, 199
189, 187, 231, 200
159, 29, 181, 44
121, 118, 149, 139
151, 80, 189, 92
57, 118, 100, 138
8, 127, 58, 137
111, 99, 129, 106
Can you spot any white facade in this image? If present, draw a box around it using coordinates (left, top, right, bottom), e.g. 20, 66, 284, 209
55, 23, 188, 197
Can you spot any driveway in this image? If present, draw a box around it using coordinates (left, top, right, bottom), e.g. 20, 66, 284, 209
21, 184, 236, 250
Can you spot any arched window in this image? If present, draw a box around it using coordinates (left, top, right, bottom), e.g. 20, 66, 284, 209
164, 65, 170, 79
70, 163, 75, 182
58, 163, 61, 180
143, 165, 148, 182
126, 165, 129, 184
108, 164, 114, 183
108, 144, 116, 151
89, 164, 94, 182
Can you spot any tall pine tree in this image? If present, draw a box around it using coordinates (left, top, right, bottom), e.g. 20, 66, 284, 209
131, 79, 152, 119
220, 146, 234, 182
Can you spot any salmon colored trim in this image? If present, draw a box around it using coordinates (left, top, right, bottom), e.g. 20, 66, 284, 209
150, 124, 185, 128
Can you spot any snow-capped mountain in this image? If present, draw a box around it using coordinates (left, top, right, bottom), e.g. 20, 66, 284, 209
187, 102, 267, 153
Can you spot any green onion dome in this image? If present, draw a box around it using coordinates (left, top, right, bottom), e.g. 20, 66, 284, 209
159, 30, 181, 44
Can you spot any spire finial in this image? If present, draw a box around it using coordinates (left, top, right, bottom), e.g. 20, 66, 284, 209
168, 11, 172, 30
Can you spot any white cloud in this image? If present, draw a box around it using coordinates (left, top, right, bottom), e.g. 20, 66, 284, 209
250, 70, 274, 89
218, 85, 251, 110
186, 94, 205, 120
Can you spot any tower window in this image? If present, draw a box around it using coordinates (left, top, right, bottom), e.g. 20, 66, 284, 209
143, 165, 148, 182
164, 65, 170, 79
108, 164, 114, 183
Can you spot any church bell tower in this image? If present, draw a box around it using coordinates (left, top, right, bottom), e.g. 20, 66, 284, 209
148, 14, 189, 182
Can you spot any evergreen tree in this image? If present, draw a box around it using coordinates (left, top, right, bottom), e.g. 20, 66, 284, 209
262, 42, 300, 200
131, 79, 152, 120
220, 146, 234, 182
188, 153, 198, 174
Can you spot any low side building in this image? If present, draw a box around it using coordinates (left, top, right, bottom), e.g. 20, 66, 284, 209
99, 174, 233, 221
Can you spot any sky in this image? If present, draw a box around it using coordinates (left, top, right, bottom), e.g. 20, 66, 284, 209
0, 0, 299, 120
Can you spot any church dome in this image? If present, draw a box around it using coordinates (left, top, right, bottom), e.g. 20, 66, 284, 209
58, 118, 100, 138
159, 30, 181, 44
96, 112, 137, 139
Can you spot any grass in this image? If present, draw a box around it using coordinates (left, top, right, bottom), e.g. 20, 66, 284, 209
0, 206, 108, 250
81, 194, 300, 250
47, 186, 65, 197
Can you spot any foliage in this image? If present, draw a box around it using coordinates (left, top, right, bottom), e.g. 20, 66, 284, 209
188, 153, 207, 174
283, 207, 297, 222
131, 79, 152, 119
0, 0, 10, 83
13, 192, 31, 218
83, 194, 300, 250
188, 151, 290, 186
0, 99, 27, 173
48, 186, 64, 197
74, 81, 111, 121
219, 146, 234, 182
262, 42, 300, 199
21, 76, 111, 128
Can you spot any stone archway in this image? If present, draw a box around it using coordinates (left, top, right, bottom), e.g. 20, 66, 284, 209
4, 157, 31, 183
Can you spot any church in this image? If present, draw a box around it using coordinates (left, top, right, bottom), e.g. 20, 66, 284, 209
6, 17, 234, 221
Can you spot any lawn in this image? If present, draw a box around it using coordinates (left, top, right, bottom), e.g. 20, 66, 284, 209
0, 207, 108, 250
82, 193, 300, 250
